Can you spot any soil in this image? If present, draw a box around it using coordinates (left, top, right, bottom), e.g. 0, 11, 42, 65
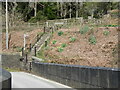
2, 16, 119, 68
2, 29, 43, 53
45, 26, 119, 68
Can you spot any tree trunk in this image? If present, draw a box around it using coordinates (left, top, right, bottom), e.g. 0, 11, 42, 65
34, 1, 37, 17
57, 2, 59, 17
13, 2, 17, 27
76, 2, 78, 19
64, 8, 67, 19
60, 2, 63, 18
69, 3, 71, 19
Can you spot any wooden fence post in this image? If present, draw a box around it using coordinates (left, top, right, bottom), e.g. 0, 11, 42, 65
44, 27, 46, 33
45, 41, 47, 47
29, 43, 32, 52
25, 54, 28, 63
34, 47, 36, 56
56, 26, 58, 30
29, 62, 32, 71
52, 26, 54, 34
37, 34, 39, 42
22, 47, 24, 56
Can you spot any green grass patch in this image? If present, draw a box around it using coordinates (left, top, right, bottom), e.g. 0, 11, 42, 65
61, 43, 67, 48
5, 68, 21, 72
37, 46, 46, 59
103, 31, 110, 36
52, 40, 57, 44
89, 35, 97, 45
37, 37, 51, 59
104, 25, 120, 27
37, 32, 44, 36
13, 46, 22, 52
58, 31, 64, 36
80, 25, 89, 34
70, 37, 76, 42
16, 47, 22, 52
57, 47, 64, 52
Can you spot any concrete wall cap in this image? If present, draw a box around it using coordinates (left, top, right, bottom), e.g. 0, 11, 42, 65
33, 61, 120, 71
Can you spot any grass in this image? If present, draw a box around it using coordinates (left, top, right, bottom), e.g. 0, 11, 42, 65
57, 47, 64, 52
89, 35, 97, 45
70, 37, 76, 42
58, 31, 64, 36
5, 67, 22, 72
13, 46, 22, 52
80, 25, 89, 34
52, 40, 57, 44
37, 45, 46, 59
16, 47, 22, 52
103, 31, 110, 36
37, 36, 51, 59
61, 43, 67, 48
104, 25, 120, 27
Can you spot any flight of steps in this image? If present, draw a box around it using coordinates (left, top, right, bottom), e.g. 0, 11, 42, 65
27, 32, 51, 61
31, 33, 51, 55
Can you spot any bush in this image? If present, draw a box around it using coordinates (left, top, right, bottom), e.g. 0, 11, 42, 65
61, 43, 67, 48
16, 47, 22, 52
103, 31, 110, 36
28, 11, 47, 23
44, 46, 50, 50
58, 31, 64, 36
28, 17, 37, 23
80, 25, 89, 34
52, 40, 57, 44
89, 35, 97, 45
57, 47, 64, 52
70, 37, 76, 42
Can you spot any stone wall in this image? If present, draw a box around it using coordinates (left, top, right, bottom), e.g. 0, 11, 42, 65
1, 53, 22, 69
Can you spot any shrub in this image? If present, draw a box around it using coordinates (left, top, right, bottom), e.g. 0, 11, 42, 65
44, 46, 50, 50
70, 37, 76, 42
57, 47, 64, 52
103, 31, 110, 36
58, 31, 64, 36
89, 35, 97, 45
61, 43, 67, 48
80, 25, 89, 34
29, 11, 47, 23
52, 40, 57, 44
16, 47, 22, 52
28, 17, 37, 23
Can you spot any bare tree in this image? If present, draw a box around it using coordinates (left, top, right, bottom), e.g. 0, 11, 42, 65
69, 2, 71, 19
76, 1, 78, 19
60, 1, 63, 18
57, 1, 60, 17
34, 0, 37, 17
12, 2, 17, 27
63, 3, 67, 19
